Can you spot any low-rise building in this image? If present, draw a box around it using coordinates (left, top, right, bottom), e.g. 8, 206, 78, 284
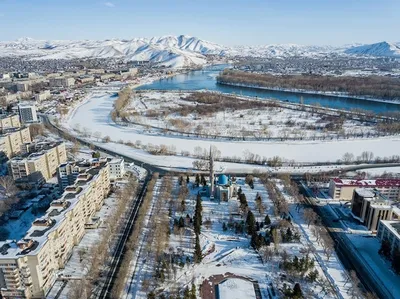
0, 114, 21, 129
351, 188, 400, 231
9, 141, 67, 182
0, 163, 110, 299
49, 77, 75, 88
18, 103, 38, 123
99, 73, 115, 81
377, 219, 400, 256
34, 90, 51, 102
0, 127, 31, 159
329, 178, 400, 201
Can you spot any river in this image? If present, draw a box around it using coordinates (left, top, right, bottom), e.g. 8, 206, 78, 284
137, 65, 400, 114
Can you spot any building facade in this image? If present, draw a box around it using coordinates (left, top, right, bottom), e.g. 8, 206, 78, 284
108, 158, 125, 180
0, 114, 21, 130
0, 163, 110, 299
9, 142, 67, 182
34, 91, 51, 103
0, 127, 31, 159
377, 220, 400, 256
329, 178, 400, 201
351, 188, 400, 231
49, 77, 75, 88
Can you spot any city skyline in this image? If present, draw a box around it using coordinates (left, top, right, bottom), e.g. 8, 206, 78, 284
0, 0, 399, 46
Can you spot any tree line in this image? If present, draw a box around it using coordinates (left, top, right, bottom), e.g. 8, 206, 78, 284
217, 69, 400, 101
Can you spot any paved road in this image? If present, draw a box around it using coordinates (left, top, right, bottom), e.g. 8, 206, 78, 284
299, 182, 395, 299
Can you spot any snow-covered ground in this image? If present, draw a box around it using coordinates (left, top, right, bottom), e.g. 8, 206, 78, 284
125, 91, 376, 139
124, 176, 352, 298
64, 91, 400, 164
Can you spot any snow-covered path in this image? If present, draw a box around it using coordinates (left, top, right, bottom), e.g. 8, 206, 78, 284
66, 92, 400, 163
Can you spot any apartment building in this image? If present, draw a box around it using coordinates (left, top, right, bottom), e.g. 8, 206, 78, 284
34, 90, 51, 103
351, 188, 400, 231
0, 163, 110, 299
57, 160, 92, 190
16, 82, 30, 92
0, 127, 31, 159
329, 178, 400, 201
18, 103, 38, 123
109, 158, 125, 180
49, 77, 75, 88
377, 219, 400, 256
9, 142, 67, 182
0, 114, 21, 130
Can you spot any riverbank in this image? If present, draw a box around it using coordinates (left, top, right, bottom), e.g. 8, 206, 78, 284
216, 80, 400, 106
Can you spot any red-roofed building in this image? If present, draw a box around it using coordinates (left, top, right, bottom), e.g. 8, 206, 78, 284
329, 178, 400, 200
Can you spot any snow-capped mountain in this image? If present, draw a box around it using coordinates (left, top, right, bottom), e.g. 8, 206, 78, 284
0, 35, 399, 68
344, 41, 400, 57
0, 35, 225, 68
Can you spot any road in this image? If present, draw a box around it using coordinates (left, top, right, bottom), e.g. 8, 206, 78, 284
298, 182, 395, 299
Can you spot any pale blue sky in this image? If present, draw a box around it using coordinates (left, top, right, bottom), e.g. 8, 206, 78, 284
0, 0, 398, 45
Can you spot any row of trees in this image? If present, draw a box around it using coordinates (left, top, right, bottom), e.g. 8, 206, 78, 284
111, 87, 133, 121
193, 194, 203, 263
217, 69, 400, 101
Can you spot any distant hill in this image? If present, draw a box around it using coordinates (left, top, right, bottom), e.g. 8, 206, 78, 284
344, 41, 400, 57
0, 36, 399, 68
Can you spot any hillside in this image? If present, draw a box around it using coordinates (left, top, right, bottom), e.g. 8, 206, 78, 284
0, 36, 399, 68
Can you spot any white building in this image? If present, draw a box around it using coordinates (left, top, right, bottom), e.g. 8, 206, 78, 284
108, 158, 125, 180
18, 103, 38, 123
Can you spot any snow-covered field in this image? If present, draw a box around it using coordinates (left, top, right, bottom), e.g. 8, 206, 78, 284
64, 91, 400, 164
125, 91, 375, 139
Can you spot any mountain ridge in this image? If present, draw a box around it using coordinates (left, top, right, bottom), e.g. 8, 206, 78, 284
1, 35, 399, 68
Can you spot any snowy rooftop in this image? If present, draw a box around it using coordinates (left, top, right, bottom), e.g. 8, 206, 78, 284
0, 164, 107, 259
217, 278, 256, 299
354, 188, 375, 198
332, 178, 400, 188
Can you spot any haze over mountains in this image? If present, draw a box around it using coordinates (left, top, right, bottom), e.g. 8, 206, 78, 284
1, 35, 399, 68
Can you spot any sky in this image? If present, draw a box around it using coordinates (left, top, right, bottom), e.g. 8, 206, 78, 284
0, 0, 398, 46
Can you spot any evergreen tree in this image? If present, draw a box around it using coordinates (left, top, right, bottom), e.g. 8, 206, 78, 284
246, 211, 256, 235
179, 176, 183, 185
264, 214, 271, 226
183, 287, 190, 299
190, 284, 196, 299
194, 235, 202, 263
292, 283, 303, 298
286, 227, 293, 243
186, 175, 190, 184
193, 194, 202, 235
306, 270, 318, 282
147, 291, 156, 299
195, 174, 200, 187
200, 174, 206, 186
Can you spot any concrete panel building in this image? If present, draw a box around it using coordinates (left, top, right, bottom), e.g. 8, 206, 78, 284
49, 77, 75, 88
0, 127, 31, 159
377, 219, 400, 256
329, 178, 400, 201
351, 188, 400, 231
0, 114, 21, 130
34, 90, 51, 103
0, 163, 110, 298
9, 142, 67, 182
108, 158, 125, 180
